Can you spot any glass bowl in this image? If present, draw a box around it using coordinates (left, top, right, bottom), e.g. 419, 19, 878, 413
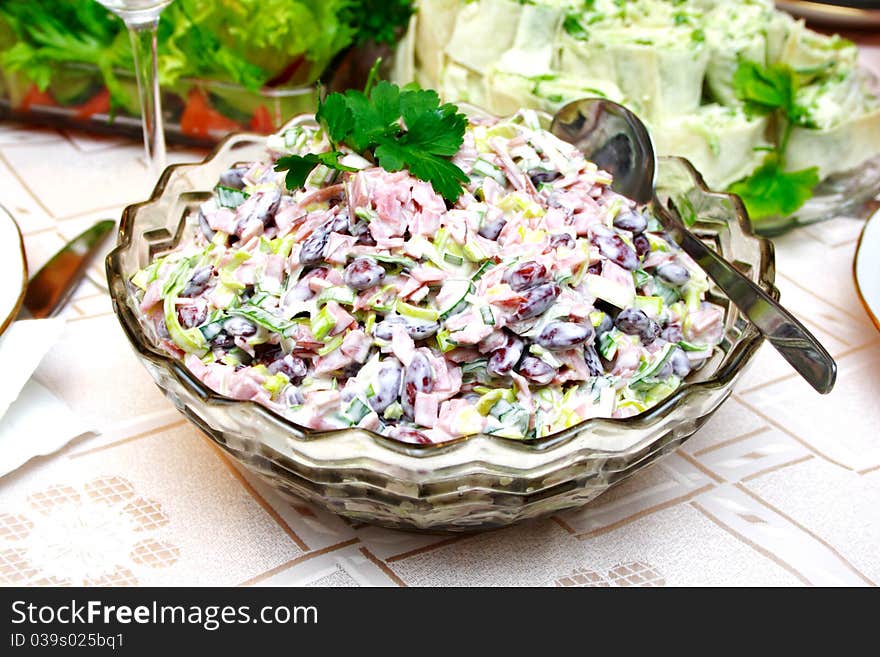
105, 119, 776, 531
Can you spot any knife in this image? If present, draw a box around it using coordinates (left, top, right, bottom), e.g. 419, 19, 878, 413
22, 220, 115, 319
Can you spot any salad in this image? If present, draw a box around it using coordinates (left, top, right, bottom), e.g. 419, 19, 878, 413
0, 0, 414, 134
130, 92, 724, 444
394, 0, 880, 224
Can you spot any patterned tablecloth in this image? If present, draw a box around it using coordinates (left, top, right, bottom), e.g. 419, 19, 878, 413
0, 47, 878, 589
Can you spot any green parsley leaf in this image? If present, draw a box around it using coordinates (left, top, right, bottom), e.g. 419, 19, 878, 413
342, 88, 396, 152
729, 153, 819, 220
315, 93, 353, 146
375, 139, 469, 203
283, 76, 469, 202
733, 60, 796, 117
274, 152, 356, 190
399, 88, 443, 128
402, 104, 468, 158
370, 80, 402, 127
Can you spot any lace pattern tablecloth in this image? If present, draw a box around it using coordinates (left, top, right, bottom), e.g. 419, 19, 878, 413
0, 47, 878, 588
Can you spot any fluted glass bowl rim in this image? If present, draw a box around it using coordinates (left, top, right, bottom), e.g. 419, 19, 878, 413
106, 112, 776, 459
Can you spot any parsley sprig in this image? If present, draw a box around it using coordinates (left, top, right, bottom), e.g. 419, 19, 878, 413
728, 61, 820, 221
274, 76, 469, 202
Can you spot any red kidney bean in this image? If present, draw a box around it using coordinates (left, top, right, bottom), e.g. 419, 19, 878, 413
633, 233, 650, 257
615, 308, 650, 336
403, 320, 440, 341
504, 261, 550, 291
268, 354, 308, 383
518, 356, 556, 384
535, 321, 594, 351
487, 333, 525, 377
613, 210, 648, 234
223, 316, 257, 337
402, 352, 434, 418
670, 347, 692, 377
180, 266, 213, 298
510, 282, 560, 321
369, 359, 403, 413
584, 345, 603, 376
198, 209, 216, 241
529, 170, 561, 186
299, 228, 329, 265
177, 305, 207, 329
594, 233, 639, 271
548, 233, 575, 250
661, 325, 683, 343
478, 216, 507, 241
344, 258, 385, 290
656, 263, 690, 287
219, 166, 248, 189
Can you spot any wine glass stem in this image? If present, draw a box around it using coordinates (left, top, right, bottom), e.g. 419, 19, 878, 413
126, 17, 166, 174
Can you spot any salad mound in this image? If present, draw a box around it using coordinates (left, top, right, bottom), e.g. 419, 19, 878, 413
131, 110, 724, 444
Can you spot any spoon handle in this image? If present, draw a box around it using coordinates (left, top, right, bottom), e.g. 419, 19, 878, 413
673, 226, 837, 394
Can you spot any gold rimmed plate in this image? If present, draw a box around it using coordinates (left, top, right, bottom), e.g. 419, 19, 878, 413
854, 207, 880, 333
0, 204, 27, 338
776, 1, 880, 28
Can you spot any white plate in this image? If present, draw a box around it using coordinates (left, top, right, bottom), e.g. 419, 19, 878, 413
776, 1, 880, 28
0, 204, 27, 338
855, 208, 880, 333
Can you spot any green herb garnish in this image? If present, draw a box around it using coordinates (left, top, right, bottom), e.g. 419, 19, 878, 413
275, 75, 469, 202
728, 61, 819, 221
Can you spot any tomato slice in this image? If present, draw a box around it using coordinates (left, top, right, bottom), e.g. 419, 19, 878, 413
180, 88, 241, 138
73, 88, 112, 120
249, 105, 274, 133
19, 85, 57, 112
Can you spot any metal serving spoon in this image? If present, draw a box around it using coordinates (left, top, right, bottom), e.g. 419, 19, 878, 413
551, 98, 837, 394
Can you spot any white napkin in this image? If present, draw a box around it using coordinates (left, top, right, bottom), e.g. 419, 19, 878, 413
0, 319, 92, 476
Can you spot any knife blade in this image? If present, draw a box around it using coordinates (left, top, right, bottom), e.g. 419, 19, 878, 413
22, 220, 115, 319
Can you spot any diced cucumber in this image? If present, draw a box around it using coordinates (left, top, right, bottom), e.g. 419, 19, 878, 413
652, 280, 680, 306
310, 305, 335, 340
678, 339, 709, 352
444, 253, 464, 266
630, 343, 676, 385
472, 159, 507, 186
164, 296, 208, 355
228, 306, 296, 335
434, 328, 458, 352
584, 273, 635, 309
634, 295, 664, 318
476, 389, 514, 415
470, 261, 492, 281
597, 330, 618, 360
383, 402, 404, 420
199, 318, 225, 341
355, 206, 378, 223
480, 305, 495, 325
396, 299, 440, 322
342, 398, 371, 424
437, 279, 474, 319
216, 185, 249, 209
317, 286, 357, 306
369, 253, 418, 269
317, 334, 345, 356
633, 269, 652, 288
463, 239, 488, 262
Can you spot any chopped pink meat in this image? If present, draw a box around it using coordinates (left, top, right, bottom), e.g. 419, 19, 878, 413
390, 324, 416, 366
324, 301, 356, 336
324, 232, 358, 264
341, 329, 372, 363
